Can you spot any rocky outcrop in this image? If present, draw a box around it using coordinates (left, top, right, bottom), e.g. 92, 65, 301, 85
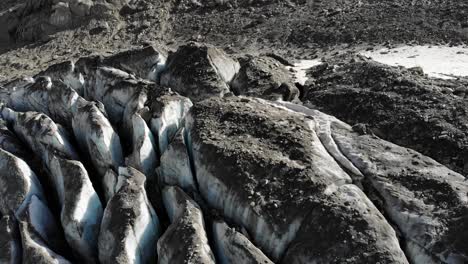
157, 186, 215, 264
160, 42, 240, 102
98, 167, 160, 264
212, 219, 273, 264
231, 55, 299, 101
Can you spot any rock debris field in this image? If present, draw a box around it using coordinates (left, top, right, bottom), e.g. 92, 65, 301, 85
0, 1, 467, 264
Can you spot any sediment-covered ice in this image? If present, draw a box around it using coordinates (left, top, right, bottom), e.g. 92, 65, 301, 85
330, 121, 468, 264
19, 220, 71, 264
160, 42, 240, 101
158, 127, 195, 192
121, 88, 158, 177
282, 184, 408, 264
186, 97, 412, 262
157, 186, 215, 264
1, 107, 80, 163
0, 148, 44, 216
17, 195, 66, 256
0, 215, 21, 264
98, 167, 160, 264
212, 219, 273, 264
72, 98, 124, 200
48, 156, 103, 262
147, 89, 192, 155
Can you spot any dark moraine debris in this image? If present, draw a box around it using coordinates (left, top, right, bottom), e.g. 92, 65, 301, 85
186, 96, 407, 261
303, 58, 468, 176
98, 167, 160, 264
157, 185, 216, 264
0, 215, 21, 264
160, 42, 240, 102
231, 55, 299, 101
212, 219, 274, 264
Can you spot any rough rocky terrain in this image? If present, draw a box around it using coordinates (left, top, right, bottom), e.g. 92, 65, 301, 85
0, 0, 467, 263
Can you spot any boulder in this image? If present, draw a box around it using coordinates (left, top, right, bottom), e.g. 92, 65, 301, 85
231, 55, 299, 101
160, 42, 240, 101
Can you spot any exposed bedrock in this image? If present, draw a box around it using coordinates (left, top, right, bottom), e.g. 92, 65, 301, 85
157, 186, 216, 264
158, 127, 196, 192
160, 42, 240, 102
0, 215, 21, 264
185, 97, 409, 261
212, 219, 274, 264
231, 55, 299, 101
146, 88, 193, 155
98, 167, 160, 264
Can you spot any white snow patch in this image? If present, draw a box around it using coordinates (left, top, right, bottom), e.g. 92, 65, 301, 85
285, 60, 322, 85
361, 45, 468, 79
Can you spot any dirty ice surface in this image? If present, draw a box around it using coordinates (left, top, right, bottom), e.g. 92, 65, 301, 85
286, 60, 322, 85
361, 46, 468, 79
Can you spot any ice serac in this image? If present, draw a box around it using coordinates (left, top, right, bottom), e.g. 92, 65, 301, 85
0, 103, 103, 261
48, 156, 103, 262
98, 167, 160, 264
186, 96, 352, 260
231, 55, 299, 101
282, 184, 408, 264
72, 98, 124, 201
19, 220, 71, 264
0, 148, 44, 216
0, 215, 21, 264
37, 60, 85, 95
147, 88, 192, 155
160, 42, 240, 102
212, 219, 273, 264
329, 120, 468, 264
17, 195, 66, 256
1, 107, 80, 164
0, 118, 31, 160
158, 127, 196, 192
157, 186, 215, 264
6, 76, 52, 116
121, 88, 158, 177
